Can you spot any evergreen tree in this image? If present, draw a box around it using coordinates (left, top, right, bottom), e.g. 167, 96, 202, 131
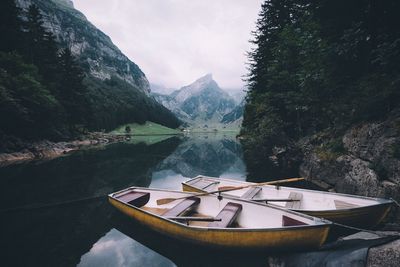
58, 48, 90, 126
0, 52, 63, 140
242, 0, 400, 146
0, 0, 23, 52
23, 4, 60, 91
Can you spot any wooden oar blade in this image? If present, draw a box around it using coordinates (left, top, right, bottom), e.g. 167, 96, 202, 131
261, 177, 305, 186
217, 186, 241, 191
156, 198, 178, 205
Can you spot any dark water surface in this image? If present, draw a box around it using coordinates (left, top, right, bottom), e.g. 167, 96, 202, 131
1, 133, 281, 267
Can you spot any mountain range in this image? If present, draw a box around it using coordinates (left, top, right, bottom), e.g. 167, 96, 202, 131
153, 74, 244, 125
13, 0, 243, 132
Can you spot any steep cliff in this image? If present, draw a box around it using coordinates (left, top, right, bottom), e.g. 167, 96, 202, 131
17, 0, 149, 93
15, 0, 180, 130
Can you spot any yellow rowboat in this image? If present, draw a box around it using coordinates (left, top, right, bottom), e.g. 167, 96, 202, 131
182, 176, 393, 229
108, 187, 331, 251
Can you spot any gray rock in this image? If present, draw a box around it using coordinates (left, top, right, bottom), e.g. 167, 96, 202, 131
300, 152, 345, 186
342, 114, 400, 185
342, 232, 400, 267
367, 238, 400, 267
300, 109, 400, 204
335, 155, 383, 197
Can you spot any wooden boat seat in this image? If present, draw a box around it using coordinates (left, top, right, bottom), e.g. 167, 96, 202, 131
285, 192, 303, 209
162, 197, 201, 217
242, 187, 262, 199
189, 179, 219, 190
118, 191, 150, 208
208, 202, 242, 228
282, 215, 308, 226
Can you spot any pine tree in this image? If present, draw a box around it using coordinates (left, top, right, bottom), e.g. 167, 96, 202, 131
58, 48, 90, 127
23, 4, 60, 90
244, 0, 306, 138
0, 0, 23, 52
242, 0, 400, 146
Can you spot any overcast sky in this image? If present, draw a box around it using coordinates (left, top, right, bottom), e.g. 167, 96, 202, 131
73, 0, 262, 91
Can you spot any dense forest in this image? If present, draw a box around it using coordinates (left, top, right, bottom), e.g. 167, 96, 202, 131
241, 0, 400, 164
0, 0, 180, 152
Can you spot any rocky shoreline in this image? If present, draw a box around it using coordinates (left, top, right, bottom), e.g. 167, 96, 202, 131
300, 110, 400, 217
241, 109, 400, 266
256, 109, 400, 215
267, 231, 400, 267
0, 132, 129, 167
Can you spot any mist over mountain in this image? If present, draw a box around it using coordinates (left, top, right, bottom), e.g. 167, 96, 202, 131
221, 99, 244, 124
227, 89, 246, 105
150, 83, 177, 95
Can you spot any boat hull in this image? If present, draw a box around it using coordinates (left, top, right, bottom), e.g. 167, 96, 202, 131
109, 197, 330, 251
302, 202, 392, 229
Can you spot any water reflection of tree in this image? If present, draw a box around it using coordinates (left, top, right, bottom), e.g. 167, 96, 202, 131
0, 137, 181, 267
240, 139, 300, 183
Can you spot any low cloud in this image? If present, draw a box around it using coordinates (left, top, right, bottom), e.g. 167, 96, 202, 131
73, 0, 262, 89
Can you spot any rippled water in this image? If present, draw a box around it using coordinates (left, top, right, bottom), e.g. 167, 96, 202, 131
1, 133, 268, 267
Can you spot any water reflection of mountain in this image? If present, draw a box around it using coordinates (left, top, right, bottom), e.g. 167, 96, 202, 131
0, 137, 180, 267
154, 133, 246, 178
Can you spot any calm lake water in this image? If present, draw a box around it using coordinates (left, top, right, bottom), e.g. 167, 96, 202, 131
1, 133, 286, 267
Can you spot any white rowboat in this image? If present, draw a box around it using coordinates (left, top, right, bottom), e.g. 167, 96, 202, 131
182, 176, 393, 228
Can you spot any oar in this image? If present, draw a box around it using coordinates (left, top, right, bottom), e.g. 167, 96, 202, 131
156, 177, 304, 205
166, 216, 222, 222
252, 198, 301, 202
217, 177, 304, 191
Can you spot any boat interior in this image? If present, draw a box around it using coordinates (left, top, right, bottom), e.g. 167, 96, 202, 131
111, 188, 326, 229
184, 177, 386, 211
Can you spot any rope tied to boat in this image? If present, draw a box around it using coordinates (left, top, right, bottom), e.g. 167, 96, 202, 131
331, 222, 391, 237
390, 198, 400, 209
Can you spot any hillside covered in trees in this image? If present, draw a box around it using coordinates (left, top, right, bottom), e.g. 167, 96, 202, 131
243, 0, 399, 145
241, 0, 400, 201
0, 0, 180, 152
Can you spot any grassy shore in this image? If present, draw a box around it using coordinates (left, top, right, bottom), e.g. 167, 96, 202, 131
110, 122, 181, 135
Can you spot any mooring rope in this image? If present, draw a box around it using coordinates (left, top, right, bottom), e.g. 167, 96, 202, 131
0, 194, 106, 213
331, 222, 390, 237
390, 198, 400, 208
332, 197, 400, 237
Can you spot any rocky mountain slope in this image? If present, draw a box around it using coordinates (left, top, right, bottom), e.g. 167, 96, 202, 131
17, 0, 149, 93
16, 0, 180, 130
221, 99, 244, 124
153, 74, 239, 125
